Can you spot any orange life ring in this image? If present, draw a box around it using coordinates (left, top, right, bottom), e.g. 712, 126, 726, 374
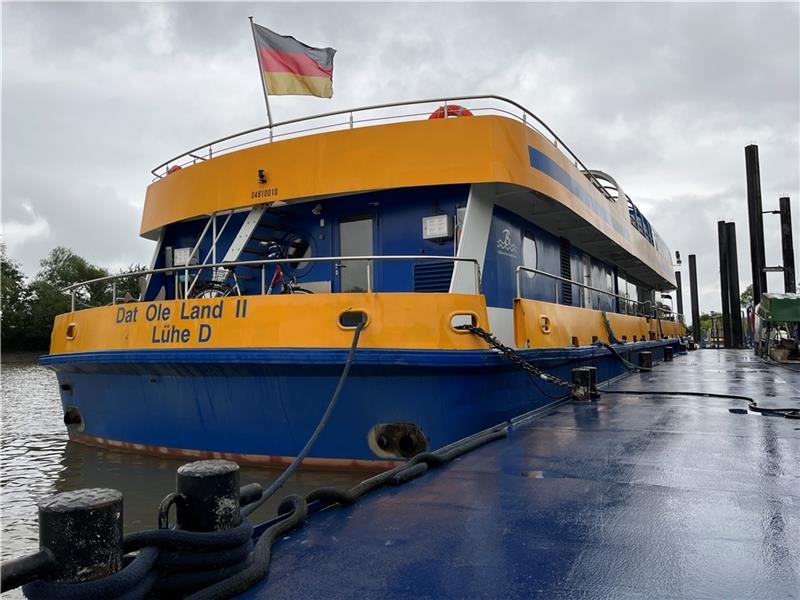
428, 104, 473, 119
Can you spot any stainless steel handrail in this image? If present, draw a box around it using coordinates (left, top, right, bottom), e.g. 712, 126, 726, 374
64, 255, 482, 311
150, 95, 615, 204
514, 266, 684, 322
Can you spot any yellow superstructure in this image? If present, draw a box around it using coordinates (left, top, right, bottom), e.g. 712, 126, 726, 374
142, 115, 675, 288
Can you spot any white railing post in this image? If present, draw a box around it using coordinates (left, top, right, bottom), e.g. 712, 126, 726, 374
112, 282, 117, 305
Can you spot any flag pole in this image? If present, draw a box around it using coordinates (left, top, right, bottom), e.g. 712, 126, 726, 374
249, 16, 274, 135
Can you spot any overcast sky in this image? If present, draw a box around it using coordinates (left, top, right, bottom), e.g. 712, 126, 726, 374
2, 1, 798, 315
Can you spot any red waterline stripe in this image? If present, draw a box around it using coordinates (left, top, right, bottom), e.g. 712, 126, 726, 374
258, 47, 332, 78
69, 432, 396, 472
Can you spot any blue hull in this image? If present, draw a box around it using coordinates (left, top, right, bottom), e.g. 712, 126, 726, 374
41, 341, 679, 466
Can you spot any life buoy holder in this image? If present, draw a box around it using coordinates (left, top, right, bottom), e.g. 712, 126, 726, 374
428, 104, 473, 119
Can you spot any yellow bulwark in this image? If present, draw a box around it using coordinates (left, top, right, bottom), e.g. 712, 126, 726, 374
50, 294, 490, 354
513, 299, 685, 349
49, 292, 683, 355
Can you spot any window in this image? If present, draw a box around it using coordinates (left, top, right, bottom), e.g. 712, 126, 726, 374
522, 234, 537, 278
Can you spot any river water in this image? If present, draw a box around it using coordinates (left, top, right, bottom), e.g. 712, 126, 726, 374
0, 352, 365, 581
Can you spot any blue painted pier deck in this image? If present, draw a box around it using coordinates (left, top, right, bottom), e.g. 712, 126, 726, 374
244, 349, 800, 599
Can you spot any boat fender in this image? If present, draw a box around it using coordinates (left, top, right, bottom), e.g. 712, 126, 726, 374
428, 104, 473, 119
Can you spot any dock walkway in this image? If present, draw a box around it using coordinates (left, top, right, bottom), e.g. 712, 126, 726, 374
246, 349, 799, 599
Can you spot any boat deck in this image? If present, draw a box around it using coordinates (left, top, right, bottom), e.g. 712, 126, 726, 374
244, 349, 800, 599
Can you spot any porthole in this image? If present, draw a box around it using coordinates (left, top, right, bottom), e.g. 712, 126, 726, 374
339, 310, 368, 328
281, 232, 315, 275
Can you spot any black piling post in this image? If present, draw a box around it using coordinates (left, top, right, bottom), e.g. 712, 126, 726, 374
675, 270, 684, 321
571, 368, 592, 402
639, 351, 653, 369
175, 459, 241, 532
689, 254, 701, 344
38, 488, 123, 583
745, 145, 768, 303
664, 346, 674, 362
779, 196, 796, 293
726, 222, 744, 347
718, 221, 732, 348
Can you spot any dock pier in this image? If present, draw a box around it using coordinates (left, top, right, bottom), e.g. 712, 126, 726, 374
2, 348, 798, 598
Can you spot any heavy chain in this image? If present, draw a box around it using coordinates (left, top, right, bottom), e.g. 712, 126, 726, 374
455, 324, 571, 388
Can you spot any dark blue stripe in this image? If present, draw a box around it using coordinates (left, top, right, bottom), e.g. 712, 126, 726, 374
528, 146, 629, 240
40, 340, 672, 369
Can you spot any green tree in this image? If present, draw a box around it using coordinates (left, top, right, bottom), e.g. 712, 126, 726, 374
113, 264, 147, 302
2, 247, 143, 351
25, 279, 72, 347
1, 246, 31, 349
698, 312, 713, 338
36, 247, 110, 308
740, 284, 753, 308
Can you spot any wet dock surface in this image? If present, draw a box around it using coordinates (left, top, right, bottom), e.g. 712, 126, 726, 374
245, 350, 800, 599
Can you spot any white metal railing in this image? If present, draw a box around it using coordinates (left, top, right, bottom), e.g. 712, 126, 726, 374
514, 266, 684, 322
63, 255, 482, 311
150, 95, 617, 205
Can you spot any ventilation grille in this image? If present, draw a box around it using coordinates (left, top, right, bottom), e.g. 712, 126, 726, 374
413, 262, 454, 292
559, 238, 573, 306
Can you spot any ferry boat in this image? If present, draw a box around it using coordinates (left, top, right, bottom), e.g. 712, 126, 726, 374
41, 96, 685, 469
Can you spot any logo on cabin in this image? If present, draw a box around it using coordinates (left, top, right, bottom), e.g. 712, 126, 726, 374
497, 229, 518, 257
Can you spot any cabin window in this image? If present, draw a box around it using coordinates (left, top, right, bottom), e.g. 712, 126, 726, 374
522, 233, 537, 278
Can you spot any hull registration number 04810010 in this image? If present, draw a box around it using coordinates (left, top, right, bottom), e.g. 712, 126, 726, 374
251, 188, 279, 200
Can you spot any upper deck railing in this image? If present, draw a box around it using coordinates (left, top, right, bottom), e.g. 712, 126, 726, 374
151, 95, 617, 205
62, 255, 482, 311
514, 266, 684, 323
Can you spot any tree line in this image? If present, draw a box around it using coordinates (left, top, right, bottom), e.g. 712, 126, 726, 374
1, 246, 143, 351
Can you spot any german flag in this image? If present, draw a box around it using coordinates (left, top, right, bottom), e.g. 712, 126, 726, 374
253, 24, 336, 98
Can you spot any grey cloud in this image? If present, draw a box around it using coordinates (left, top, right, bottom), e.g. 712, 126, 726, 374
2, 2, 798, 317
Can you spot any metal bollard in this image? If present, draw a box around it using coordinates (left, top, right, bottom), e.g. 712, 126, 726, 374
639, 351, 653, 369
584, 366, 600, 399
38, 488, 123, 583
571, 368, 592, 402
175, 459, 241, 532
664, 346, 674, 362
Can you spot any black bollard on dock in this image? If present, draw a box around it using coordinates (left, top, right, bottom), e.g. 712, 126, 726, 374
664, 346, 674, 362
639, 351, 653, 370
174, 459, 242, 532
584, 366, 600, 399
571, 368, 592, 402
39, 488, 124, 583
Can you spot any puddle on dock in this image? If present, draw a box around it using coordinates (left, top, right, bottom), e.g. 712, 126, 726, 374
0, 352, 365, 566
